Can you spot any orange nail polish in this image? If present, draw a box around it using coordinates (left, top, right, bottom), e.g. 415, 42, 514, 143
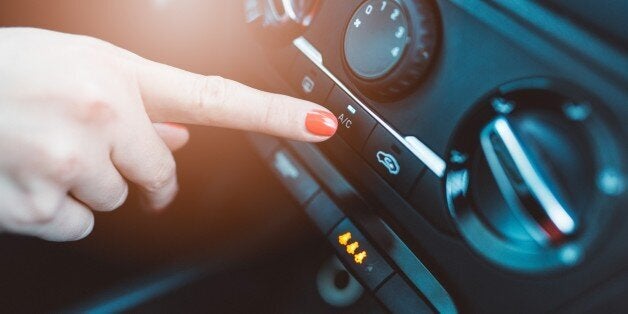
306, 109, 338, 136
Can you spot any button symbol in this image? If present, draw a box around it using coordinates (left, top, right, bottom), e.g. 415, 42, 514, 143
337, 231, 368, 265
390, 8, 400, 21
301, 75, 315, 94
376, 151, 400, 175
353, 18, 362, 28
491, 97, 515, 114
346, 241, 359, 255
395, 26, 405, 38
354, 251, 367, 265
274, 152, 300, 179
391, 47, 400, 58
337, 113, 353, 129
338, 232, 352, 245
347, 104, 357, 115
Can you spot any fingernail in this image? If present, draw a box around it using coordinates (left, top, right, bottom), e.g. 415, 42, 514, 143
306, 109, 338, 137
163, 122, 187, 131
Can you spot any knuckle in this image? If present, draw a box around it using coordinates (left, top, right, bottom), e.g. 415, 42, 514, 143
98, 182, 129, 212
145, 157, 176, 193
23, 199, 59, 224
259, 94, 284, 133
76, 34, 108, 47
78, 81, 110, 106
194, 76, 227, 114
70, 82, 119, 125
77, 35, 119, 57
109, 183, 129, 211
81, 97, 118, 125
41, 145, 83, 183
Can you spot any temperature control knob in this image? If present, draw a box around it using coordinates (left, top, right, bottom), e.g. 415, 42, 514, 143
344, 0, 439, 101
445, 78, 626, 273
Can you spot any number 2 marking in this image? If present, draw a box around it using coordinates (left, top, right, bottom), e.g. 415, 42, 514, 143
390, 8, 400, 21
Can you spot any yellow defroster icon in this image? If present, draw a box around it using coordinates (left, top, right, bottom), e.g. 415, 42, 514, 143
346, 242, 359, 254
337, 230, 368, 265
354, 251, 367, 264
338, 232, 352, 246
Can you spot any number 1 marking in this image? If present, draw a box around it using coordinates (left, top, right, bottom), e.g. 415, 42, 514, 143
381, 1, 387, 11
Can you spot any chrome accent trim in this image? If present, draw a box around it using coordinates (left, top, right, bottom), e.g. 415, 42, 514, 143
480, 116, 577, 244
293, 37, 447, 177
405, 136, 446, 177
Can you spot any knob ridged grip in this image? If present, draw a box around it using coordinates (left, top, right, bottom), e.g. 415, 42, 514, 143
343, 0, 439, 101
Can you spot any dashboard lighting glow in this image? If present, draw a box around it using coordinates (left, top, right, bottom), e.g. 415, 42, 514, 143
338, 231, 368, 265
346, 242, 359, 255
338, 232, 352, 246
354, 251, 367, 264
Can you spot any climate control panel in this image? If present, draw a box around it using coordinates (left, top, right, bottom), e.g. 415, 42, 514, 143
246, 0, 628, 312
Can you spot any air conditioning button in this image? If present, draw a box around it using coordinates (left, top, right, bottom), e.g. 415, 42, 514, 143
325, 86, 376, 151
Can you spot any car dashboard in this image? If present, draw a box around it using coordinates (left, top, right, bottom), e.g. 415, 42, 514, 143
0, 0, 626, 312
245, 0, 628, 312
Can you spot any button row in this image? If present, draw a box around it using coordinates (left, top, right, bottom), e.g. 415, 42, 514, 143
287, 53, 426, 196
247, 133, 435, 313
328, 219, 434, 313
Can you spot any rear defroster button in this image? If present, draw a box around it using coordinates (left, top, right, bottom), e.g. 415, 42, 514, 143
288, 54, 334, 103
363, 125, 425, 195
328, 219, 393, 290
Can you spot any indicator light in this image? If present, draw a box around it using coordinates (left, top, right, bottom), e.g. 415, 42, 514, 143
337, 230, 369, 265
354, 251, 367, 264
338, 232, 352, 245
346, 242, 359, 254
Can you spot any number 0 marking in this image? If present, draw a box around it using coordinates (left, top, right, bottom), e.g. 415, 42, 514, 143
365, 4, 373, 15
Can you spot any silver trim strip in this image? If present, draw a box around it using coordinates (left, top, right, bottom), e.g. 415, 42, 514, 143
293, 37, 447, 178
480, 117, 577, 243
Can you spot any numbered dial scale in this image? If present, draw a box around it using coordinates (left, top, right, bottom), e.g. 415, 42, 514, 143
343, 0, 439, 101
345, 0, 409, 79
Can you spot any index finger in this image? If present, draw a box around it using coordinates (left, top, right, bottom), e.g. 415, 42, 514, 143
133, 59, 337, 142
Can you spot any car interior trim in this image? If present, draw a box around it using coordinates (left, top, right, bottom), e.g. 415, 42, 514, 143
293, 36, 447, 178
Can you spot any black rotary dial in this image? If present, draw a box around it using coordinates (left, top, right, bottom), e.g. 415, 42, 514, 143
343, 0, 439, 101
345, 0, 410, 79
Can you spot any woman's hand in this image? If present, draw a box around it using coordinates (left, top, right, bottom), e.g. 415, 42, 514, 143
0, 27, 337, 241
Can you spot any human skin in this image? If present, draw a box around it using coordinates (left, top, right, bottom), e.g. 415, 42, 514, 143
0, 27, 337, 242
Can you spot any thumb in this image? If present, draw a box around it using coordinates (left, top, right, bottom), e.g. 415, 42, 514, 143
153, 122, 190, 152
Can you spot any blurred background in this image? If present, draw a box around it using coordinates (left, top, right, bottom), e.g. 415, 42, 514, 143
0, 1, 373, 312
